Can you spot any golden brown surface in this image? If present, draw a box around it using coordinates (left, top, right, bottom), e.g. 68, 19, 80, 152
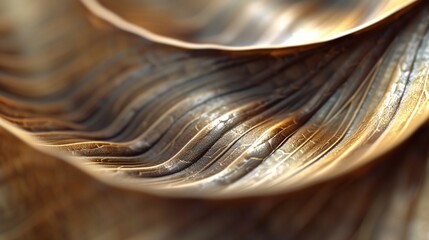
81, 0, 419, 50
0, 0, 429, 239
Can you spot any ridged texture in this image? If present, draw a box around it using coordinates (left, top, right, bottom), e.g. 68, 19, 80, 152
1, 0, 428, 197
1, 115, 428, 239
0, 0, 429, 239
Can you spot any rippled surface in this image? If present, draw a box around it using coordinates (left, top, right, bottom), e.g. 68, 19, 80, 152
1, 0, 428, 197
1, 0, 429, 238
